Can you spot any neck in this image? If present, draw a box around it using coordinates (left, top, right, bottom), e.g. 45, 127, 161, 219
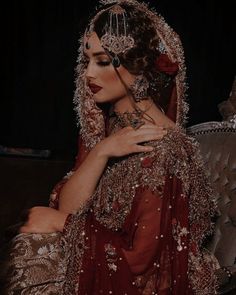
110, 96, 176, 129
109, 96, 156, 130
113, 96, 153, 114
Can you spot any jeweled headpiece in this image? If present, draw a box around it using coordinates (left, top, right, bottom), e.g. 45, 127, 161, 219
86, 2, 135, 67
100, 5, 134, 55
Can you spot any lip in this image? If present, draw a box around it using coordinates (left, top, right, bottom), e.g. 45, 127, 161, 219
88, 83, 102, 94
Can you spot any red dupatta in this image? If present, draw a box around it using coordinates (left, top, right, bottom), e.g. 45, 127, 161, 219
49, 124, 217, 294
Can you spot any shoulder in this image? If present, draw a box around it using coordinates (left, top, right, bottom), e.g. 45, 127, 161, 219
153, 127, 198, 153
141, 127, 200, 167
134, 127, 204, 191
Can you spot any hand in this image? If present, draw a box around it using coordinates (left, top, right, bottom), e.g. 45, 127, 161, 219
19, 206, 68, 234
97, 124, 167, 158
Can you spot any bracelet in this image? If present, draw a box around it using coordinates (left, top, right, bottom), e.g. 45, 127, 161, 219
222, 266, 233, 283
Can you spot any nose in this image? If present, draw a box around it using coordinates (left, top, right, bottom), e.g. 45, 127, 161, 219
85, 60, 95, 80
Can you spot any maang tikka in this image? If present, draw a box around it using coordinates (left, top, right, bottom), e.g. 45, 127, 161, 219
87, 4, 135, 67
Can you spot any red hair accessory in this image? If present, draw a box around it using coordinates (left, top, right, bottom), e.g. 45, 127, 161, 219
155, 53, 179, 76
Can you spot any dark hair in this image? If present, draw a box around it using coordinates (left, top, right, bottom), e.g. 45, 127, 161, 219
92, 3, 174, 112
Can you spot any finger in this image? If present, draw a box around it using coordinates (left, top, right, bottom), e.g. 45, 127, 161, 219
19, 225, 28, 233
20, 224, 38, 234
130, 127, 167, 137
139, 124, 167, 130
134, 129, 167, 137
123, 126, 134, 132
133, 133, 166, 143
132, 145, 154, 153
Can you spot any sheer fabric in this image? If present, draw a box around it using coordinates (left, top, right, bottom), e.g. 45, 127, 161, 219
59, 129, 217, 294
2, 129, 217, 294
71, 179, 193, 294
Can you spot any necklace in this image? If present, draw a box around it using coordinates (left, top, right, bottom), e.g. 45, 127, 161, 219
113, 108, 145, 129
109, 100, 155, 131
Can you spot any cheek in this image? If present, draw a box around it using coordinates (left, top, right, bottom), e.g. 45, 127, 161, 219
100, 68, 119, 84
96, 66, 135, 96
98, 69, 124, 95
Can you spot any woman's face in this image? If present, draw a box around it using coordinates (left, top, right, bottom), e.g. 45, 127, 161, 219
84, 32, 135, 104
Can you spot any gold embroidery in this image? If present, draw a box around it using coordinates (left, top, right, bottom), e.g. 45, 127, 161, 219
104, 243, 118, 273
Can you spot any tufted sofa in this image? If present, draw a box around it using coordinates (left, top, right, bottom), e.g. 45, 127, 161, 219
187, 118, 236, 294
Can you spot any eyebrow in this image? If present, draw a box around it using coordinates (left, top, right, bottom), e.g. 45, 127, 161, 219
84, 51, 108, 57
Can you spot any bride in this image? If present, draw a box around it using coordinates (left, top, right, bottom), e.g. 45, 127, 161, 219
2, 0, 218, 294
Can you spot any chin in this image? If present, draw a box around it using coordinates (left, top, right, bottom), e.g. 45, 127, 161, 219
93, 93, 115, 104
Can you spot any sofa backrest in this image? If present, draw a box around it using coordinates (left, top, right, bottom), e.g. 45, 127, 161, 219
187, 121, 236, 267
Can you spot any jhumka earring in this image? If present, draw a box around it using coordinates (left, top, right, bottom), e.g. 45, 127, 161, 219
129, 75, 149, 102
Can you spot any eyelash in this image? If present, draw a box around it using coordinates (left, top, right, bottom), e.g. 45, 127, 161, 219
97, 61, 110, 67
84, 59, 110, 67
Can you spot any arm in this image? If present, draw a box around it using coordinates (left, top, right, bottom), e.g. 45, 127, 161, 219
58, 142, 108, 214
58, 125, 166, 214
19, 126, 166, 234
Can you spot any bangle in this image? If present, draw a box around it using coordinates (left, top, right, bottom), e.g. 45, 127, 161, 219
222, 266, 233, 283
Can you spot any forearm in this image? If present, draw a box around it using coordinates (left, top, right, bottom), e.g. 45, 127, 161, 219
58, 125, 163, 214
58, 142, 108, 214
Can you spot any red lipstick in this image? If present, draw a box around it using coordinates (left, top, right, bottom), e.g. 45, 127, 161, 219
88, 83, 102, 94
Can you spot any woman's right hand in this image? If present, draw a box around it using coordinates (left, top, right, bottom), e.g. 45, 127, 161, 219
97, 124, 167, 158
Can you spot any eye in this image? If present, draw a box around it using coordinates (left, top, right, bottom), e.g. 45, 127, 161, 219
97, 61, 111, 67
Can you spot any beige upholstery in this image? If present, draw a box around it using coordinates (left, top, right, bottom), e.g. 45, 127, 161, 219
187, 121, 236, 294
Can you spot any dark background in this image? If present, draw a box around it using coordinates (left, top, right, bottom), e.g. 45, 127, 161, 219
1, 0, 235, 160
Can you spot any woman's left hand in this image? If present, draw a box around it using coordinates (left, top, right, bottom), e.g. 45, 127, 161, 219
19, 206, 68, 234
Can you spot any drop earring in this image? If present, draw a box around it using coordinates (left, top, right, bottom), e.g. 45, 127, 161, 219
129, 75, 149, 102
112, 55, 121, 67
